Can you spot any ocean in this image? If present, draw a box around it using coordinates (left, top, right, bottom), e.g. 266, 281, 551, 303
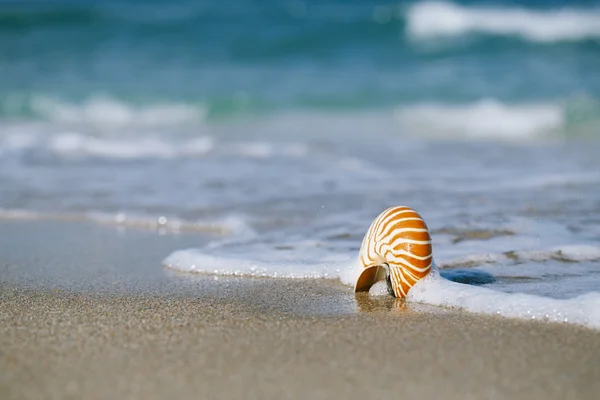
1, 0, 600, 327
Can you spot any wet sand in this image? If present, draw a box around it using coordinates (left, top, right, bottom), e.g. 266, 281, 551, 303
1, 220, 600, 399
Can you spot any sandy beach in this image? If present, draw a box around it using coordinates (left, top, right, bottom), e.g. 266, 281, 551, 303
1, 220, 599, 400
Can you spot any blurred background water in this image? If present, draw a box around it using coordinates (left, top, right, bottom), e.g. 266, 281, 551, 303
1, 0, 600, 298
1, 0, 600, 135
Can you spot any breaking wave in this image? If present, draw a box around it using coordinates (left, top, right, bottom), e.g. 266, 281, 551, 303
406, 1, 600, 42
0, 130, 312, 160
395, 97, 600, 140
1, 95, 206, 130
1, 96, 599, 156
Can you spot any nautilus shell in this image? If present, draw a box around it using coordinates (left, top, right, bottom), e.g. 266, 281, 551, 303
355, 206, 433, 298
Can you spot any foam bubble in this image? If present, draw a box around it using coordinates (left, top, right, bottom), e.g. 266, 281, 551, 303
406, 1, 600, 42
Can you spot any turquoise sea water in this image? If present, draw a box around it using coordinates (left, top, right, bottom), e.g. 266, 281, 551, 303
1, 0, 599, 122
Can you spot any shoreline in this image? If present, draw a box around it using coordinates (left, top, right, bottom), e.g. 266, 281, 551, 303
1, 219, 600, 398
2, 218, 600, 324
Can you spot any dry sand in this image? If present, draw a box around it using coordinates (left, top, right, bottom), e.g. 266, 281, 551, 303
1, 220, 600, 399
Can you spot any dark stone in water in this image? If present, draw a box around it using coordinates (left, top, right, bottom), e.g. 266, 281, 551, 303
440, 269, 496, 285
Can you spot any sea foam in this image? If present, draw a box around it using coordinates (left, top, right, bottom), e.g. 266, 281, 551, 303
406, 1, 600, 42
163, 246, 600, 330
408, 267, 600, 329
164, 250, 351, 279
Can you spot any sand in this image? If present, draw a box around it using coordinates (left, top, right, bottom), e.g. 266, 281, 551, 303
1, 220, 600, 399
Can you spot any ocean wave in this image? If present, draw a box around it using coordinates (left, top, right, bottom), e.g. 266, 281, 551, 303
0, 131, 214, 159
0, 130, 313, 160
47, 133, 214, 159
406, 1, 600, 42
1, 95, 206, 130
394, 98, 600, 140
1, 97, 599, 154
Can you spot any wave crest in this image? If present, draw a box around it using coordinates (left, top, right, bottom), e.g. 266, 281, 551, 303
395, 97, 600, 140
406, 1, 600, 42
1, 96, 599, 151
2, 95, 206, 130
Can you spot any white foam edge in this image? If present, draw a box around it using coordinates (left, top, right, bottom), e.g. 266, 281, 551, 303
163, 249, 351, 280
163, 245, 600, 281
407, 266, 600, 329
163, 249, 600, 329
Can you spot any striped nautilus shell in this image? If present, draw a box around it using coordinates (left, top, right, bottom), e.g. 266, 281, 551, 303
355, 206, 433, 298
